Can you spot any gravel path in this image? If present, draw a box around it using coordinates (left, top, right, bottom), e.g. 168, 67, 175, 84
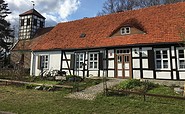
66, 78, 124, 100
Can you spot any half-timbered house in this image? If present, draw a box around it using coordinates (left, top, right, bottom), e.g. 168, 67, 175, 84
30, 3, 185, 80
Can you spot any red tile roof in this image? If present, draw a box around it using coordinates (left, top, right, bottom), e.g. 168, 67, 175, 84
12, 27, 53, 51
31, 2, 185, 51
19, 9, 45, 19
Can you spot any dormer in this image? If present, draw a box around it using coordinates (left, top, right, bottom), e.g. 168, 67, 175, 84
110, 18, 146, 37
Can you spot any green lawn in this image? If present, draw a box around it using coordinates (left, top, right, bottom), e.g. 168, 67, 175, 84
0, 85, 185, 114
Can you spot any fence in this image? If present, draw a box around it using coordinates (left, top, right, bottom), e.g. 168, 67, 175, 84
0, 68, 29, 80
106, 89, 185, 101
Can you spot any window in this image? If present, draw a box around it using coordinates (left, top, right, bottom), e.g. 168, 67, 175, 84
154, 49, 170, 70
34, 19, 37, 26
177, 48, 185, 69
21, 19, 24, 26
27, 18, 30, 25
116, 49, 130, 54
121, 27, 130, 35
40, 21, 44, 28
89, 53, 98, 69
76, 53, 84, 69
39, 55, 49, 69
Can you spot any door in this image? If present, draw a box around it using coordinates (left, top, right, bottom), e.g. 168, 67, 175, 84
116, 54, 132, 78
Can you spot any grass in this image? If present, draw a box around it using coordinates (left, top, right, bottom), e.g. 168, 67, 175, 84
0, 85, 185, 114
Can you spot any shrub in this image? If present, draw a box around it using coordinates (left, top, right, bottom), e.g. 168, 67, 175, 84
117, 79, 141, 89
116, 79, 157, 92
66, 75, 83, 82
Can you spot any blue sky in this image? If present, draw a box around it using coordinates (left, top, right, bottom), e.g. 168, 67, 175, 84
68, 0, 106, 21
4, 0, 107, 27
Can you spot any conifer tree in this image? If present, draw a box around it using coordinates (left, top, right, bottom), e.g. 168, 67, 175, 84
0, 0, 14, 68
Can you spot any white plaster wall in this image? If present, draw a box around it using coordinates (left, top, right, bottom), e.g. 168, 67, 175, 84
107, 70, 114, 78
108, 49, 114, 58
142, 59, 148, 68
89, 71, 99, 77
156, 72, 171, 79
179, 72, 185, 79
173, 71, 177, 80
62, 61, 68, 68
133, 70, 140, 79
31, 51, 61, 76
108, 60, 114, 69
50, 53, 61, 70
142, 47, 152, 57
63, 52, 73, 59
171, 46, 175, 57
74, 71, 84, 77
172, 59, 176, 69
133, 59, 140, 68
62, 52, 74, 70
132, 48, 140, 57
143, 70, 153, 78
98, 71, 108, 77
30, 52, 34, 76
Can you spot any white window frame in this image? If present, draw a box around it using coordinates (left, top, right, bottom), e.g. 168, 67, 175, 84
177, 47, 185, 70
40, 55, 49, 69
89, 52, 99, 70
76, 53, 84, 70
154, 48, 170, 70
120, 27, 131, 35
116, 49, 130, 54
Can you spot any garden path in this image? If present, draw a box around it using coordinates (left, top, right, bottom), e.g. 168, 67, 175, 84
66, 78, 124, 100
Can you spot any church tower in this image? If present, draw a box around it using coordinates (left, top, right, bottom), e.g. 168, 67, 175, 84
18, 8, 45, 39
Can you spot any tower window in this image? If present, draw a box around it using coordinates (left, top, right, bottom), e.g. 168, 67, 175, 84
40, 21, 44, 28
27, 18, 30, 25
34, 19, 37, 26
21, 19, 24, 26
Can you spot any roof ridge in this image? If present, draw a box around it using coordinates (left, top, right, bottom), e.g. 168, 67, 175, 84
58, 2, 185, 25
19, 8, 45, 19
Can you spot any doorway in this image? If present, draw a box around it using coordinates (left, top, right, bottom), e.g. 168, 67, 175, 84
115, 49, 132, 78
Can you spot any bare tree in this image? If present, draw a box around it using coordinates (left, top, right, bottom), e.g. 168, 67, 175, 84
98, 0, 185, 15
138, 0, 161, 8
97, 0, 118, 15
164, 0, 185, 4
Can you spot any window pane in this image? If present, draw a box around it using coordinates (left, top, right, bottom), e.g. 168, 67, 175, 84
90, 54, 93, 60
125, 56, 129, 62
80, 62, 83, 68
76, 62, 79, 68
156, 54, 161, 59
156, 51, 161, 59
126, 28, 130, 33
80, 54, 83, 61
45, 56, 48, 61
94, 62, 98, 68
90, 62, 93, 68
163, 60, 168, 68
179, 50, 184, 58
179, 60, 185, 69
117, 56, 122, 63
156, 60, 161, 68
94, 54, 98, 60
163, 50, 168, 58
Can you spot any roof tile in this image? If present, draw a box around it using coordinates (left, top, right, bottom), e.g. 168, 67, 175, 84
31, 2, 185, 51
